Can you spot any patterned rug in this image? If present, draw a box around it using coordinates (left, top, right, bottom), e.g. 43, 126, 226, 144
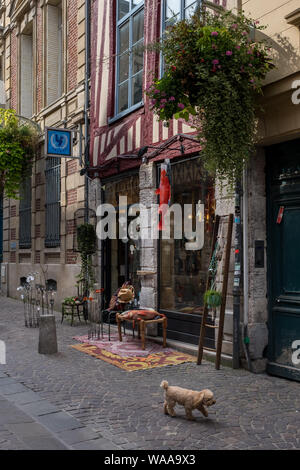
71, 335, 196, 371
73, 333, 173, 357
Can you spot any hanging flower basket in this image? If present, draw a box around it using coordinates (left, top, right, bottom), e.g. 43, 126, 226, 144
146, 7, 275, 186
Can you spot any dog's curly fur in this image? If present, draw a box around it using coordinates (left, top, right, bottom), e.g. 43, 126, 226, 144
160, 380, 216, 420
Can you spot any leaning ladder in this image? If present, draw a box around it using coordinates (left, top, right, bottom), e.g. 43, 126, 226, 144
197, 213, 234, 370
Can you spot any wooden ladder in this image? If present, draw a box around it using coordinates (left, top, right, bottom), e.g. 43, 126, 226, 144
197, 213, 234, 370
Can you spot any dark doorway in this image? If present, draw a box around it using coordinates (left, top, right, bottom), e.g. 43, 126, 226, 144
266, 139, 300, 382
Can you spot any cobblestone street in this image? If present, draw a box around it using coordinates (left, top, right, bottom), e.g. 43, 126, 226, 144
0, 296, 300, 450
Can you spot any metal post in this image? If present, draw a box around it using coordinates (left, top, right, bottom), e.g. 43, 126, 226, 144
84, 0, 90, 224
233, 180, 242, 369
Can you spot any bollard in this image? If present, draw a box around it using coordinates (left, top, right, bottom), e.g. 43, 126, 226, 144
38, 315, 58, 354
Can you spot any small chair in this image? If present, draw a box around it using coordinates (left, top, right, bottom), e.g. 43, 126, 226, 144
61, 301, 87, 326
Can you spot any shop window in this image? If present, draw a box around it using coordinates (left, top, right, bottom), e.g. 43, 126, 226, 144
45, 157, 61, 247
46, 1, 63, 105
19, 177, 32, 249
114, 1, 144, 118
103, 174, 141, 304
159, 157, 215, 315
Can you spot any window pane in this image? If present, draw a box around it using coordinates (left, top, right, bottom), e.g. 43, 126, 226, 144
119, 21, 129, 53
185, 2, 197, 19
185, 0, 197, 7
118, 0, 130, 20
132, 41, 143, 74
132, 71, 143, 105
118, 52, 129, 83
132, 9, 144, 44
165, 0, 180, 19
118, 81, 129, 113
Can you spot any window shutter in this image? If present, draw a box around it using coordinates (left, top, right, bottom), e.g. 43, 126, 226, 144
45, 157, 61, 247
46, 4, 63, 105
19, 177, 32, 248
20, 33, 33, 118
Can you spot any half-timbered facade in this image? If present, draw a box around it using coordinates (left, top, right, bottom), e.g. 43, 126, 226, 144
89, 0, 239, 354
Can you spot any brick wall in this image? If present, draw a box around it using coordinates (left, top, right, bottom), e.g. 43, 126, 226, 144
67, 188, 77, 205
66, 219, 76, 234
10, 206, 16, 217
66, 249, 77, 264
66, 159, 77, 175
67, 0, 78, 91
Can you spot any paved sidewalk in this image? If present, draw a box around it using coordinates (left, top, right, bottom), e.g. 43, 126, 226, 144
0, 296, 300, 450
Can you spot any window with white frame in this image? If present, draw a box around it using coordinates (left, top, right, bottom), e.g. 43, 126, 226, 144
115, 1, 144, 117
163, 0, 201, 28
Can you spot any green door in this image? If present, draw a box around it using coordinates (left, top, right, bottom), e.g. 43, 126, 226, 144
266, 139, 300, 382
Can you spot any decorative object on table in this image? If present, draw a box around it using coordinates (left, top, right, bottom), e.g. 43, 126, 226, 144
160, 380, 216, 421
71, 338, 196, 371
116, 311, 167, 351
197, 214, 234, 369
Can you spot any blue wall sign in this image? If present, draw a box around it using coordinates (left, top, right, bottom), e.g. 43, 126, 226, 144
46, 127, 72, 157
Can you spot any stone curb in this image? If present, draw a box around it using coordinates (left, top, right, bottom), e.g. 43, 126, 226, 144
0, 371, 121, 450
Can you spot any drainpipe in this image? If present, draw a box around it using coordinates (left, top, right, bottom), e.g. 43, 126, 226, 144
242, 167, 253, 371
233, 180, 242, 369
84, 0, 91, 224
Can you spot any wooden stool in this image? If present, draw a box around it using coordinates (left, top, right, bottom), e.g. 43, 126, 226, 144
116, 313, 167, 350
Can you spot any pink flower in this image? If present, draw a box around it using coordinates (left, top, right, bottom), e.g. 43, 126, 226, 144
231, 23, 238, 29
150, 99, 156, 105
226, 51, 233, 56
249, 63, 253, 67
211, 31, 218, 36
236, 45, 241, 50
212, 59, 219, 65
154, 89, 160, 94
242, 31, 248, 36
255, 20, 260, 25
160, 98, 167, 103
178, 103, 185, 109
159, 104, 165, 109
169, 96, 175, 101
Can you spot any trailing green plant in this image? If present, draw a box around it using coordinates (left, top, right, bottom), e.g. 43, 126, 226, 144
204, 289, 222, 308
146, 8, 275, 186
0, 109, 38, 198
76, 223, 97, 296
